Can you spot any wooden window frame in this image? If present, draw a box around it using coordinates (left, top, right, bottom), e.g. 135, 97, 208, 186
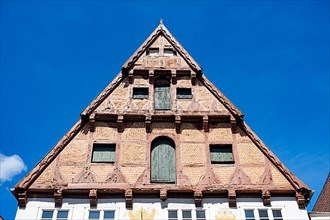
164, 48, 177, 56
210, 144, 234, 164
146, 47, 159, 56
133, 87, 149, 99
176, 88, 192, 99
91, 143, 116, 163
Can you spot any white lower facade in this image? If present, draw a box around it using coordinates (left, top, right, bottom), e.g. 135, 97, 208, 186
15, 197, 309, 220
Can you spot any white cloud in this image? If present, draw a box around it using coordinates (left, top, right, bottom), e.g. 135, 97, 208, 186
0, 153, 27, 183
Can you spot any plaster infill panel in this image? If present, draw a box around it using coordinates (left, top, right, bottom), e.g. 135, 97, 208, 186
90, 164, 115, 182
208, 123, 233, 142
270, 164, 293, 187
121, 166, 145, 184
120, 143, 146, 165
30, 160, 56, 188
237, 143, 266, 165
95, 79, 130, 112
182, 166, 205, 185
180, 123, 204, 142
180, 143, 206, 166
212, 166, 236, 184
122, 122, 147, 141
94, 122, 117, 141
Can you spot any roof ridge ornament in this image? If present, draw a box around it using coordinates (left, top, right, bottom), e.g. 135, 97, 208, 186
159, 19, 164, 29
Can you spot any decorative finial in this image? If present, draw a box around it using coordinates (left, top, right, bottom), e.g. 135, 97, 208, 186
160, 19, 163, 25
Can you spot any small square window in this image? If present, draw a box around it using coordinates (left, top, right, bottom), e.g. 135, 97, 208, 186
89, 210, 100, 219
258, 210, 269, 220
196, 210, 206, 220
210, 144, 234, 164
92, 144, 116, 163
104, 211, 115, 220
245, 210, 255, 220
57, 210, 69, 220
177, 88, 192, 99
41, 210, 54, 220
133, 87, 149, 99
168, 210, 178, 220
272, 210, 283, 220
164, 48, 176, 56
182, 210, 192, 220
147, 48, 159, 56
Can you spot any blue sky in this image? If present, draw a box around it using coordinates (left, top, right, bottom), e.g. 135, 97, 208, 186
0, 0, 329, 219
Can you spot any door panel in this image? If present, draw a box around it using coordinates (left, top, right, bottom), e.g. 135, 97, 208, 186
154, 85, 171, 110
151, 139, 176, 182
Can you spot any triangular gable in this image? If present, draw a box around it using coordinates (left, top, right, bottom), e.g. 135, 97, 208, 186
122, 20, 202, 73
14, 22, 311, 205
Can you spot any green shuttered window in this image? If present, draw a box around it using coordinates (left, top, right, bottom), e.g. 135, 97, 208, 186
92, 143, 116, 163
133, 87, 149, 99
151, 138, 176, 183
210, 144, 234, 164
177, 88, 192, 99
154, 78, 171, 110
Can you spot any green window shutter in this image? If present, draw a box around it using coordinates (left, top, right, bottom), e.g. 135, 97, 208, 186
151, 138, 176, 182
92, 144, 115, 162
155, 83, 171, 110
210, 144, 234, 163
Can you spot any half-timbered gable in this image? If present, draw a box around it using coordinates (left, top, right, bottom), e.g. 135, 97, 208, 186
13, 21, 312, 220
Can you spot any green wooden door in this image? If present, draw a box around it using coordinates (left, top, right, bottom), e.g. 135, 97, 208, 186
151, 139, 176, 182
154, 80, 171, 110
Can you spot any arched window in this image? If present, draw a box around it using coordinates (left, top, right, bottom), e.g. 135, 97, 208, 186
151, 137, 176, 183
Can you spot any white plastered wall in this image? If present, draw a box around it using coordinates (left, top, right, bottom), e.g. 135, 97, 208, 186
15, 197, 309, 220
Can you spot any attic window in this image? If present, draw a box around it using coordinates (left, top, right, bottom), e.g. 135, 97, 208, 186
92, 143, 116, 163
147, 48, 159, 56
133, 87, 149, 99
164, 48, 176, 56
177, 88, 192, 99
210, 144, 234, 164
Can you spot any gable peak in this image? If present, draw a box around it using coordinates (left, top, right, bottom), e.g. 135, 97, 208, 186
122, 22, 202, 73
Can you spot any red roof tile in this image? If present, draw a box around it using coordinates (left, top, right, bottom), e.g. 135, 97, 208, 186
313, 172, 330, 212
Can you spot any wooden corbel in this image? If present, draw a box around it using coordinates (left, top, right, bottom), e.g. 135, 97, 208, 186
194, 190, 203, 207
89, 113, 96, 132
89, 189, 98, 207
54, 188, 63, 207
117, 115, 124, 132
17, 190, 27, 208
171, 70, 177, 84
191, 72, 196, 85
262, 190, 271, 206
230, 116, 237, 133
146, 115, 152, 133
160, 189, 167, 201
296, 192, 306, 209
175, 115, 181, 133
203, 115, 209, 132
228, 190, 236, 207
125, 189, 133, 209
149, 71, 154, 84
128, 70, 134, 84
